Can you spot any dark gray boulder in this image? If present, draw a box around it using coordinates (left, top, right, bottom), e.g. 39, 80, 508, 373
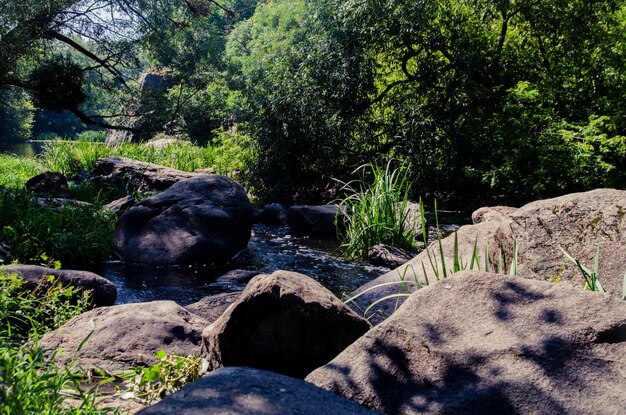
255, 203, 288, 226
367, 244, 415, 268
137, 367, 381, 415
40, 300, 208, 372
184, 292, 241, 324
201, 270, 370, 378
90, 156, 204, 193
113, 175, 254, 265
287, 204, 345, 236
25, 171, 68, 197
1, 264, 116, 307
307, 271, 626, 415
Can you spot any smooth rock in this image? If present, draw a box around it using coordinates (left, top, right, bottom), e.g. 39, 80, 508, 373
307, 271, 626, 415
287, 204, 345, 237
201, 270, 370, 378
90, 156, 204, 193
184, 292, 241, 324
0, 264, 116, 307
40, 301, 208, 372
113, 175, 254, 265
137, 367, 381, 415
214, 269, 260, 287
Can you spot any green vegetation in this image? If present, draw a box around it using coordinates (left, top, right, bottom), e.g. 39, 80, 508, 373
338, 162, 418, 259
41, 137, 252, 179
0, 270, 114, 414
123, 350, 208, 405
0, 156, 43, 188
0, 190, 116, 267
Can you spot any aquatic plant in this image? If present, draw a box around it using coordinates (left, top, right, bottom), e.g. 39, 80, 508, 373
337, 161, 418, 259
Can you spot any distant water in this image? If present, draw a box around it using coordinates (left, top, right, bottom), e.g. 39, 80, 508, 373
0, 141, 47, 158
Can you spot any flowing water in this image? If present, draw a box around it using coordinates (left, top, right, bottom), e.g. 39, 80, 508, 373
93, 225, 393, 306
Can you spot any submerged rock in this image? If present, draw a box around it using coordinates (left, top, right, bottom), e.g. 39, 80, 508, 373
137, 367, 381, 415
1, 264, 116, 307
307, 271, 626, 414
202, 270, 370, 378
40, 301, 208, 372
113, 175, 254, 265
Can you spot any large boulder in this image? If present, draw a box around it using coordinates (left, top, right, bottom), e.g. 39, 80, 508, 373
201, 270, 370, 378
90, 157, 204, 193
137, 367, 381, 415
40, 301, 208, 372
113, 175, 254, 265
353, 189, 626, 322
1, 264, 116, 307
307, 271, 626, 414
287, 204, 345, 237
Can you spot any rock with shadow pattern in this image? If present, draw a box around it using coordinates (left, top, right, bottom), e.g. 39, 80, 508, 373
201, 270, 370, 378
352, 188, 626, 323
137, 367, 381, 415
113, 175, 254, 265
185, 292, 242, 324
306, 271, 626, 414
40, 301, 208, 373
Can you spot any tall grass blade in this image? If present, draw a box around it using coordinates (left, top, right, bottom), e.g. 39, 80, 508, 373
435, 199, 447, 279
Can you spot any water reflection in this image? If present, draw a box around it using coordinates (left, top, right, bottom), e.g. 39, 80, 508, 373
0, 141, 47, 158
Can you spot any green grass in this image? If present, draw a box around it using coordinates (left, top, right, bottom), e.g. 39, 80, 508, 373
41, 137, 249, 178
0, 271, 115, 414
0, 155, 43, 188
0, 189, 116, 267
338, 161, 418, 259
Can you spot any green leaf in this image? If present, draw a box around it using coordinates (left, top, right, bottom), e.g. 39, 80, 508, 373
155, 350, 167, 360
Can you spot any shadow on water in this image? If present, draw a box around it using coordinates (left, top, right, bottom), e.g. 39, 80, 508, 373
95, 224, 392, 305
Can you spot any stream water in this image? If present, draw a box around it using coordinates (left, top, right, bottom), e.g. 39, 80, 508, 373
92, 225, 393, 306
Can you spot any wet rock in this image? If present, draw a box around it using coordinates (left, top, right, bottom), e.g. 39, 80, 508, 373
287, 204, 345, 237
113, 175, 254, 265
40, 301, 208, 372
307, 271, 626, 415
255, 203, 288, 226
214, 269, 260, 288
368, 244, 415, 268
104, 195, 135, 214
90, 157, 205, 193
1, 264, 116, 307
185, 292, 241, 324
137, 367, 381, 415
25, 171, 68, 197
202, 270, 370, 378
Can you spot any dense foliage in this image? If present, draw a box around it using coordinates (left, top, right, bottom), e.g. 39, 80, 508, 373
1, 0, 625, 206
